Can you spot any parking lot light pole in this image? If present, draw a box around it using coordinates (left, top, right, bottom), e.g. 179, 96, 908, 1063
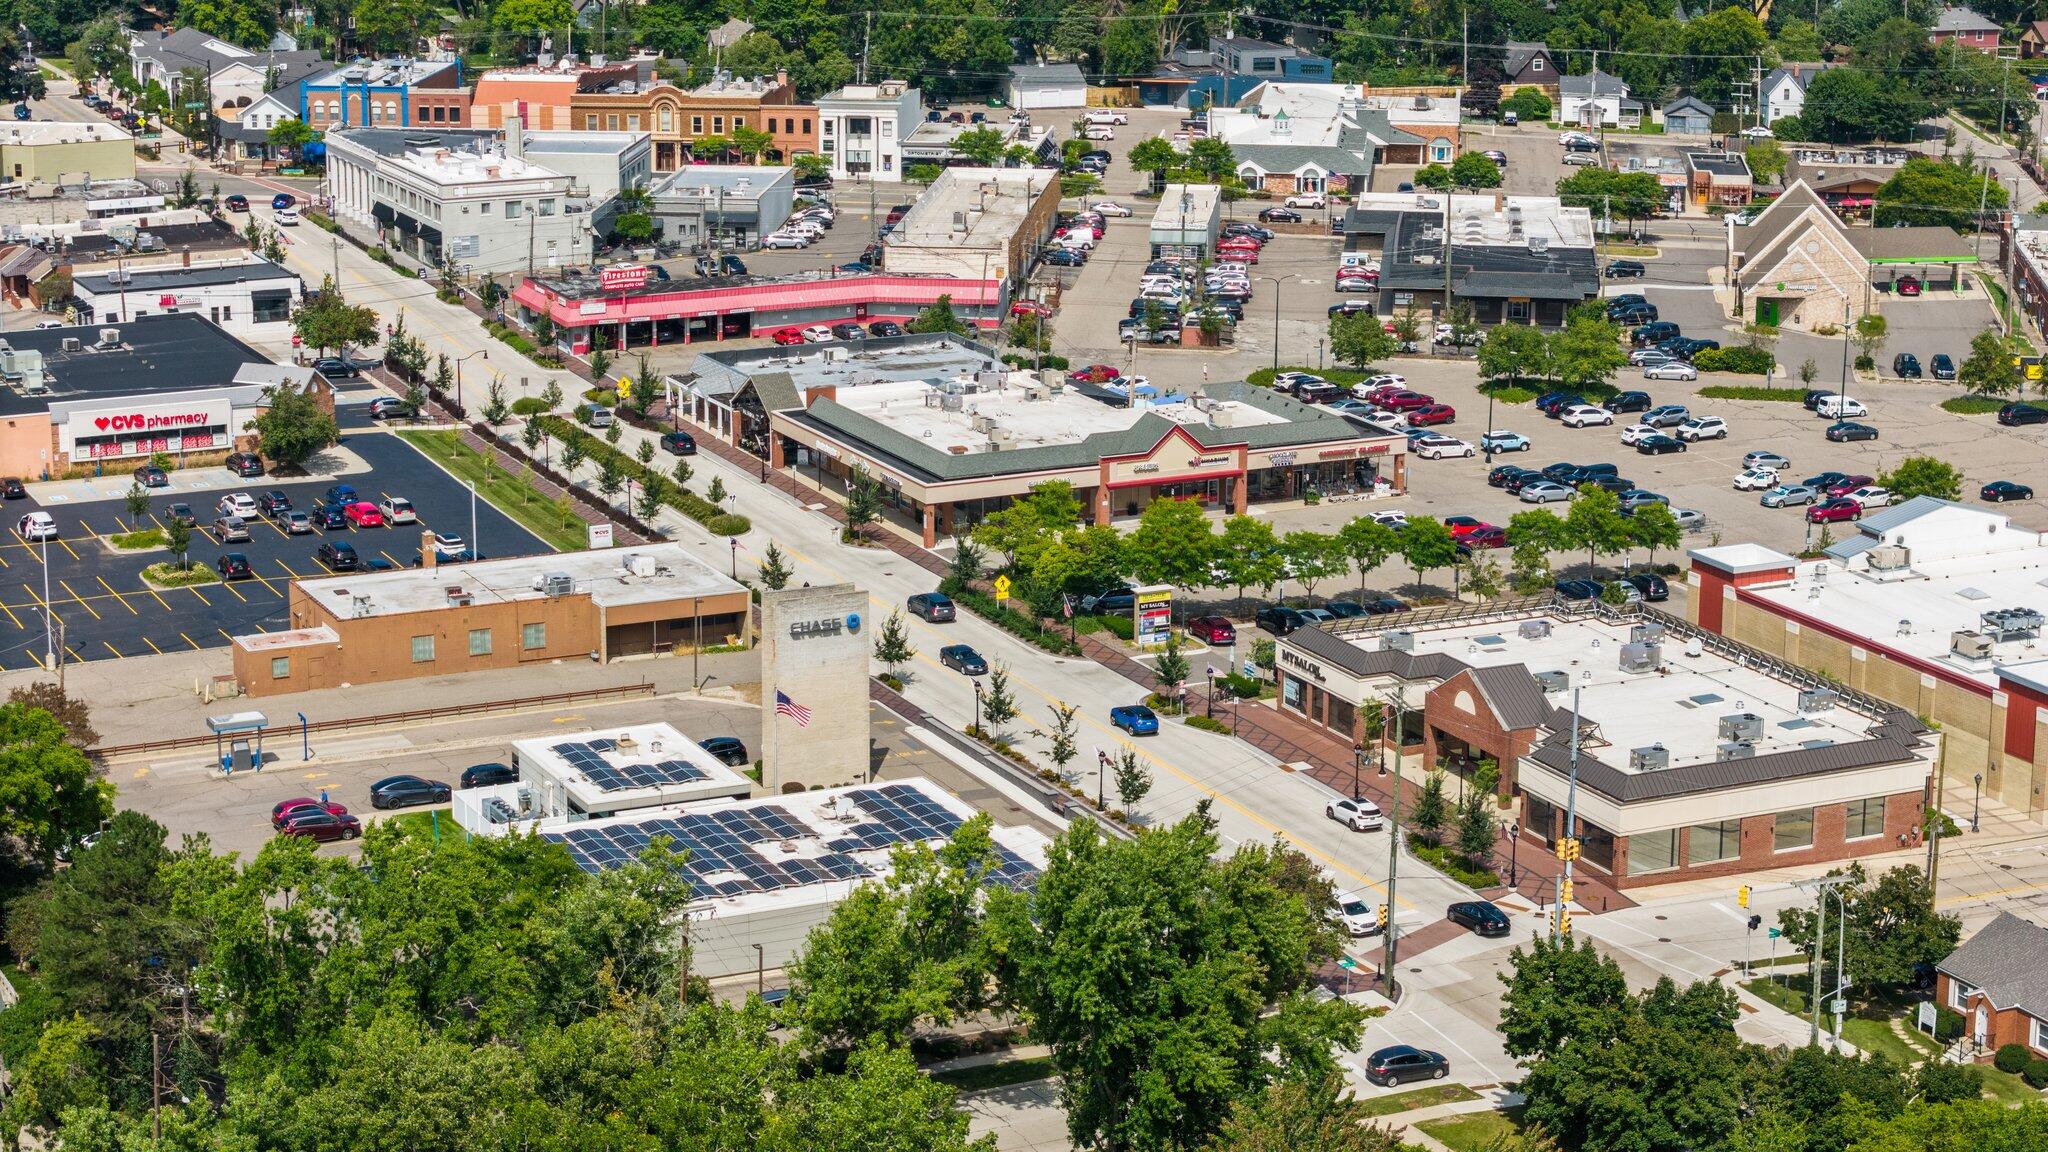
454, 349, 488, 411
1256, 273, 1298, 376
1483, 388, 1497, 463
39, 534, 51, 672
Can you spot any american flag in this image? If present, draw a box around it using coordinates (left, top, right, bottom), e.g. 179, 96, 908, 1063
775, 690, 813, 727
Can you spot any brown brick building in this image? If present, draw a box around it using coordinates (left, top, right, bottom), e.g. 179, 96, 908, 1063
1935, 912, 2048, 1058
1275, 604, 1937, 889
571, 72, 819, 172
231, 543, 749, 695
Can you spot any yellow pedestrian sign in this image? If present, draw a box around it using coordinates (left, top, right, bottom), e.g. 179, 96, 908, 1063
993, 574, 1012, 601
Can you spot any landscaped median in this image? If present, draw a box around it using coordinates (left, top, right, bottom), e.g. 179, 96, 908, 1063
537, 416, 751, 537
397, 429, 593, 553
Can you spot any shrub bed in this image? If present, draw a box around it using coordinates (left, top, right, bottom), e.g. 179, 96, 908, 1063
1002, 352, 1070, 370
535, 416, 729, 535
1697, 385, 1808, 402
510, 396, 550, 417
142, 562, 218, 587
306, 210, 341, 233
707, 513, 751, 536
1184, 715, 1233, 735
1940, 395, 2005, 415
1218, 672, 1267, 699
1410, 841, 1501, 888
941, 582, 1084, 656
1477, 382, 1541, 404
1996, 1044, 2031, 1074
108, 528, 165, 551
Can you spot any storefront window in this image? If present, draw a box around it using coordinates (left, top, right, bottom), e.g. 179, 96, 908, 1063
1688, 819, 1742, 864
1281, 675, 1304, 713
1525, 796, 1558, 845
1845, 797, 1886, 840
1774, 807, 1815, 851
1579, 821, 1616, 872
1630, 828, 1678, 875
1327, 697, 1356, 739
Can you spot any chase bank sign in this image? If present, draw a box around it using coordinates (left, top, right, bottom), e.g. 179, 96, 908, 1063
790, 612, 862, 639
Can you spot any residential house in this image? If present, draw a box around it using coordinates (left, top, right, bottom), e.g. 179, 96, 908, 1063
123, 27, 325, 107
1214, 84, 1428, 195
1760, 63, 1834, 124
1359, 91, 1463, 164
1931, 7, 2002, 52
213, 64, 329, 164
1559, 70, 1641, 128
300, 58, 468, 131
1134, 36, 1332, 108
1661, 96, 1714, 135
1502, 42, 1561, 96
1935, 912, 2048, 1057
1007, 63, 1087, 110
2020, 19, 2048, 57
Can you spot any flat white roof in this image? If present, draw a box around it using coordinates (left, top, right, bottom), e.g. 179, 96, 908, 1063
0, 121, 131, 146
1351, 615, 1883, 768
295, 542, 744, 621
1151, 183, 1222, 229
535, 777, 1051, 919
834, 375, 1283, 456
512, 722, 752, 814
393, 146, 566, 188
890, 167, 1053, 252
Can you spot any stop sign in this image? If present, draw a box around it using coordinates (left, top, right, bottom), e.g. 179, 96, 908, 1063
291, 335, 302, 347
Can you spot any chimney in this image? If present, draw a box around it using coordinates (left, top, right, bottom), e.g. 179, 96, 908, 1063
775, 68, 789, 89
506, 114, 525, 161
1494, 190, 1505, 214
420, 529, 438, 570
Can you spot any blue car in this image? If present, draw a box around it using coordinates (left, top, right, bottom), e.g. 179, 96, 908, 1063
323, 483, 358, 506
1479, 430, 1531, 453
272, 192, 296, 210
309, 501, 349, 530
1110, 704, 1159, 735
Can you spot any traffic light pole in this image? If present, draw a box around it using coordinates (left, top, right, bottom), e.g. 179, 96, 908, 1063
1379, 687, 1406, 993
1554, 687, 1583, 941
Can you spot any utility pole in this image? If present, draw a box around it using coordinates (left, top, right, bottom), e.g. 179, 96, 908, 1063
1800, 873, 1855, 1045
1554, 687, 1583, 942
1461, 7, 1470, 87
1378, 687, 1405, 991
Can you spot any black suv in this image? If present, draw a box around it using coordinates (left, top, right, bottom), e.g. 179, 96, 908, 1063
1447, 900, 1511, 937
1891, 353, 1923, 378
224, 452, 265, 477
1625, 572, 1670, 601
1605, 259, 1646, 278
660, 431, 697, 455
698, 736, 749, 767
460, 762, 518, 789
1605, 390, 1653, 413
215, 553, 253, 580
370, 774, 452, 810
1630, 322, 1679, 347
1256, 605, 1307, 635
317, 541, 359, 570
258, 491, 293, 518
1998, 402, 2048, 427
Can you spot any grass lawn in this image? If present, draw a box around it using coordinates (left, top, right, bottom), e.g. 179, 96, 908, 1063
931, 1055, 1056, 1091
1417, 1110, 1520, 1152
1598, 243, 1660, 257
1840, 1015, 1937, 1066
1979, 1065, 2042, 1104
398, 429, 588, 553
1975, 270, 2013, 320
1355, 1083, 1480, 1119
384, 809, 460, 839
1742, 977, 1811, 1016
1940, 395, 2006, 415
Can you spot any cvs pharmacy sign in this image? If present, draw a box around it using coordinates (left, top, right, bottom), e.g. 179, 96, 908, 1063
92, 410, 213, 432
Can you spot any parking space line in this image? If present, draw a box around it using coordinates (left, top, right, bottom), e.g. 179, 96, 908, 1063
216, 628, 237, 645
186, 586, 212, 606
144, 585, 172, 611
250, 570, 283, 597
380, 550, 404, 569
95, 576, 138, 615
276, 558, 306, 579
55, 537, 78, 561
0, 598, 19, 629
142, 636, 164, 655
101, 641, 122, 660
180, 631, 201, 650
58, 580, 100, 621
219, 579, 249, 603
64, 645, 81, 664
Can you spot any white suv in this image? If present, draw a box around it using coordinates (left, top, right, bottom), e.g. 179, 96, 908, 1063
1285, 192, 1327, 208
1326, 796, 1384, 831
1677, 416, 1729, 441
1560, 404, 1614, 428
1816, 395, 1869, 419
1083, 108, 1129, 125
1846, 486, 1894, 508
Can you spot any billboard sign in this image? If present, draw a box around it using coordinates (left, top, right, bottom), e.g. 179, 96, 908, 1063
1134, 584, 1173, 651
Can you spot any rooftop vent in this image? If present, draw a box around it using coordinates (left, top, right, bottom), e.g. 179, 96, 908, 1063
1519, 619, 1552, 640
1718, 713, 1764, 742
1533, 669, 1570, 692
534, 572, 575, 596
445, 585, 473, 606
59, 336, 80, 353
1866, 544, 1910, 571
1629, 744, 1669, 771
1716, 741, 1755, 762
1619, 641, 1661, 672
1384, 630, 1414, 653
1630, 622, 1666, 646
1797, 688, 1839, 713
1951, 630, 1993, 660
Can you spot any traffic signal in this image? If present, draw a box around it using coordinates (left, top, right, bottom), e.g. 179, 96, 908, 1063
1748, 914, 1763, 932
1737, 885, 1751, 908
1554, 837, 1581, 863
1554, 906, 1573, 935
1558, 878, 1574, 904
1376, 904, 1389, 929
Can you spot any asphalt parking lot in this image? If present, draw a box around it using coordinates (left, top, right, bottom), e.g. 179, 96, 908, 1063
0, 431, 548, 671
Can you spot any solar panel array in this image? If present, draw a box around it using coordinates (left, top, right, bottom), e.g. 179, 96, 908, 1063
552, 740, 710, 793
542, 783, 1040, 894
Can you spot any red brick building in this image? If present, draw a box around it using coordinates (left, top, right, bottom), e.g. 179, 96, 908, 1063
1935, 912, 2048, 1057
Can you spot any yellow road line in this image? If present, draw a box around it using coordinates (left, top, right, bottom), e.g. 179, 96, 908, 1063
220, 578, 249, 602
277, 558, 307, 578
95, 575, 138, 615
187, 586, 211, 606
64, 645, 81, 663
380, 550, 404, 568
143, 636, 164, 655
101, 641, 122, 659
59, 580, 101, 620
0, 596, 19, 629
216, 628, 236, 645
55, 536, 78, 561
180, 631, 202, 650
145, 584, 172, 611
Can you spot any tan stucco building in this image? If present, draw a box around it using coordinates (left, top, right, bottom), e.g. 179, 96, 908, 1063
0, 122, 135, 185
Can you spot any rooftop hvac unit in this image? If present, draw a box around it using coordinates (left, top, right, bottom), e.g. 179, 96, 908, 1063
1866, 544, 1910, 571
626, 553, 657, 577
1951, 630, 1993, 660
1533, 669, 1570, 692
1716, 741, 1756, 762
1982, 607, 2045, 639
1384, 630, 1414, 653
1718, 713, 1764, 742
1629, 744, 1669, 771
969, 415, 994, 433
96, 328, 120, 348
445, 586, 473, 607
823, 347, 849, 362
60, 337, 80, 352
1797, 688, 1839, 713
1519, 619, 1552, 640
939, 393, 964, 411
1629, 622, 1666, 646
535, 572, 575, 596
1619, 641, 1661, 672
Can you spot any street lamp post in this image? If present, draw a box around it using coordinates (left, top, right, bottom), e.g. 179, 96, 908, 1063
1508, 821, 1520, 886
1352, 742, 1363, 800
454, 349, 488, 412
973, 679, 984, 739
1973, 772, 1983, 832
1256, 273, 1298, 376
1482, 387, 1497, 463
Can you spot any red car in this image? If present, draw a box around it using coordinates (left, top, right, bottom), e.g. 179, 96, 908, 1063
270, 797, 349, 828
1378, 391, 1436, 412
1826, 474, 1874, 498
1808, 498, 1862, 524
1409, 404, 1456, 426
344, 501, 384, 528
1010, 300, 1053, 318
1896, 275, 1922, 297
1187, 615, 1236, 645
278, 808, 363, 842
1442, 516, 1495, 539
1360, 384, 1409, 403
1217, 244, 1260, 264
772, 327, 805, 346
1068, 364, 1120, 384
1465, 526, 1508, 549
